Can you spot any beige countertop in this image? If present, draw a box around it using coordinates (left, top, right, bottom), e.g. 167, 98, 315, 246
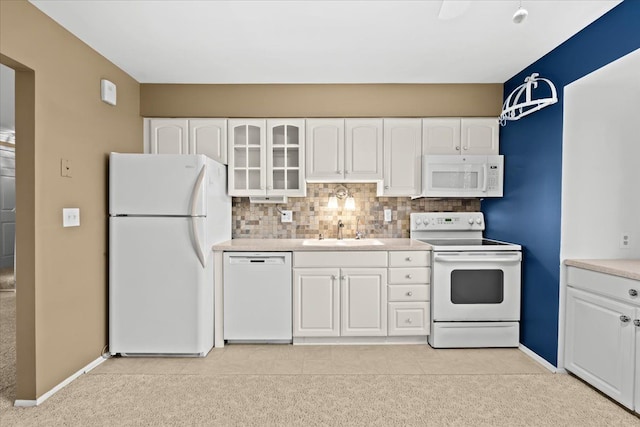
213, 238, 432, 252
565, 259, 640, 281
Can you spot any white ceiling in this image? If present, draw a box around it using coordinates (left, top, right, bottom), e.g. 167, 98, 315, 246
30, 0, 621, 84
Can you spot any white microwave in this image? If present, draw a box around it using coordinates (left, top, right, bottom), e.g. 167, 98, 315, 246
421, 155, 504, 198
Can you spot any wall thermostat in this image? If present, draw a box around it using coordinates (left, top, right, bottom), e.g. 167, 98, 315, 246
100, 79, 117, 106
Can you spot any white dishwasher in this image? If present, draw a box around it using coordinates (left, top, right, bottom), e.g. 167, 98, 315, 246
223, 252, 292, 343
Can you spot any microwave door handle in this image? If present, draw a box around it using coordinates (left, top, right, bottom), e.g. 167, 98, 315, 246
482, 163, 488, 192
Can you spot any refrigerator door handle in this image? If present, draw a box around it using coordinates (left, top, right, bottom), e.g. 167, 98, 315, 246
190, 166, 207, 268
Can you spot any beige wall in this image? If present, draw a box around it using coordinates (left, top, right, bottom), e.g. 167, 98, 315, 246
141, 84, 502, 118
0, 0, 142, 400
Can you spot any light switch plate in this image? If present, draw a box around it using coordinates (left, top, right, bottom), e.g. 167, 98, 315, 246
63, 208, 80, 227
384, 209, 392, 222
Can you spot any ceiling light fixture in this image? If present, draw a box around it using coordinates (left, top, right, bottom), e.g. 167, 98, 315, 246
512, 1, 528, 24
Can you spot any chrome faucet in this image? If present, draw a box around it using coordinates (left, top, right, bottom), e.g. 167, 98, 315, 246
337, 220, 344, 240
355, 216, 365, 240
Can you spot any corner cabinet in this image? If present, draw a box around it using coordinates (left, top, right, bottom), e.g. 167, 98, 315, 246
564, 266, 640, 413
422, 118, 499, 156
381, 119, 422, 197
228, 119, 305, 197
147, 118, 227, 164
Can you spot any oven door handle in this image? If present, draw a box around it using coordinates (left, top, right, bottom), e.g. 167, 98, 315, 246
434, 253, 522, 263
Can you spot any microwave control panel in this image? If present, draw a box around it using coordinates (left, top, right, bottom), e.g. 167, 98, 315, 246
487, 164, 500, 190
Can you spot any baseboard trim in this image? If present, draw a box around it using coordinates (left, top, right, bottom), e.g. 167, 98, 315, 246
14, 356, 107, 407
519, 344, 558, 373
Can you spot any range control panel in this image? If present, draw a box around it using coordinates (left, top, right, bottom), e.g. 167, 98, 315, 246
410, 212, 485, 232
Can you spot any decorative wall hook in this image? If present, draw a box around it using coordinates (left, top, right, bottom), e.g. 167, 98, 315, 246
499, 73, 558, 126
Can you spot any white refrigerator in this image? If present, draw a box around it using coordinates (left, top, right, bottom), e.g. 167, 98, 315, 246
109, 153, 231, 356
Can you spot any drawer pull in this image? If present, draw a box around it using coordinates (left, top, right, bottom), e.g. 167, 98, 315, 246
620, 315, 631, 323
634, 319, 640, 327
405, 318, 413, 324
406, 291, 413, 297
629, 289, 638, 297
406, 257, 412, 262
406, 274, 412, 279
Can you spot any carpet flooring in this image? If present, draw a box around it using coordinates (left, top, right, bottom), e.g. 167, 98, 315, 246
1, 292, 638, 426
0, 267, 15, 290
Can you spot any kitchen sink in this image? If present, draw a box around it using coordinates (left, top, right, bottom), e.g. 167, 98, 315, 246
302, 238, 384, 247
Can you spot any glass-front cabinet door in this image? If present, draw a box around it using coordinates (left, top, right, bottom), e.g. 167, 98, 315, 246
267, 119, 306, 197
227, 120, 266, 196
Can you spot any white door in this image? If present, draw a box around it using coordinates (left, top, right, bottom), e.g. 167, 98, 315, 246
422, 118, 461, 155
564, 287, 635, 409
149, 119, 189, 154
109, 153, 207, 216
461, 118, 499, 155
341, 268, 387, 336
293, 268, 340, 337
109, 216, 213, 354
0, 146, 15, 268
305, 119, 344, 181
382, 119, 422, 196
345, 119, 383, 180
227, 119, 267, 196
189, 119, 227, 164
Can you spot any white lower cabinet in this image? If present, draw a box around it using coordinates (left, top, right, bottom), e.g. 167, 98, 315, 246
387, 251, 430, 336
564, 266, 640, 413
341, 268, 387, 336
293, 268, 340, 337
293, 251, 388, 338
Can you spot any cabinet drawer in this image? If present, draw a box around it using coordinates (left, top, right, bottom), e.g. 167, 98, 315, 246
388, 284, 429, 302
294, 251, 388, 268
567, 267, 640, 306
389, 251, 430, 267
388, 268, 429, 284
388, 302, 429, 336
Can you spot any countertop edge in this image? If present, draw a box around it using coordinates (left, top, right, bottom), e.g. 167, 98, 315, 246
212, 238, 432, 252
565, 259, 640, 281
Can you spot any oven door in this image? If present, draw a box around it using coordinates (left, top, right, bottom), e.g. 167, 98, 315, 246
431, 251, 521, 321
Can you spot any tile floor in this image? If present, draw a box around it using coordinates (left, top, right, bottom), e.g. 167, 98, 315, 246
90, 344, 551, 376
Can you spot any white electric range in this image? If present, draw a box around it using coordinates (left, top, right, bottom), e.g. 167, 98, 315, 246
410, 212, 522, 348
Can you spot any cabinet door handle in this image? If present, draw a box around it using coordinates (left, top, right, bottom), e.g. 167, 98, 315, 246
345, 170, 349, 174
463, 146, 468, 150
336, 170, 342, 174
384, 185, 390, 189
406, 274, 412, 279
405, 318, 412, 324
620, 315, 631, 323
331, 275, 337, 281
629, 289, 638, 297
406, 257, 412, 262
455, 146, 460, 151
634, 319, 640, 327
406, 291, 413, 297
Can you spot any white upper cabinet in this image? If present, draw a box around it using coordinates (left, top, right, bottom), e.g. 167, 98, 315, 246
345, 119, 383, 181
228, 119, 306, 197
460, 118, 499, 155
306, 118, 383, 182
422, 118, 461, 155
422, 118, 499, 155
382, 119, 422, 197
266, 119, 306, 197
305, 119, 345, 181
189, 119, 227, 164
147, 118, 228, 164
148, 119, 189, 155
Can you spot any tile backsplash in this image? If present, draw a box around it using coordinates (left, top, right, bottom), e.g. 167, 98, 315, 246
232, 183, 480, 239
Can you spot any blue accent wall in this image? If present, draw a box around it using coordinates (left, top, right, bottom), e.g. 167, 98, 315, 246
482, 0, 640, 366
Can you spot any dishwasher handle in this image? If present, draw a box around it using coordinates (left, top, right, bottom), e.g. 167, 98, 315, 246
228, 256, 287, 265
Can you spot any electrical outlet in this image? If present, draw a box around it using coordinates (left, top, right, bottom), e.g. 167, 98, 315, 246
63, 208, 80, 227
281, 210, 292, 223
620, 233, 631, 249
61, 158, 72, 178
384, 209, 392, 222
